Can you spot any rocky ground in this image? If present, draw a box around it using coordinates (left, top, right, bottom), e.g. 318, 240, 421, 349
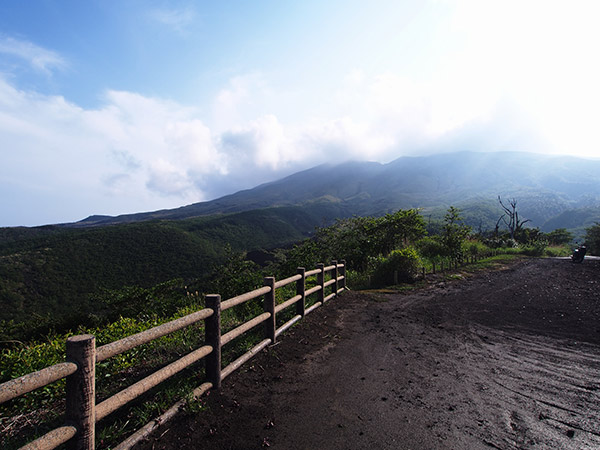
135, 257, 600, 450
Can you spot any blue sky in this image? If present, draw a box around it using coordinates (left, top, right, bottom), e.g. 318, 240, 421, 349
1, 0, 599, 226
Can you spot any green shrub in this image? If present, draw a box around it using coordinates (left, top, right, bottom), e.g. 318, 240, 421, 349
345, 269, 370, 290
370, 248, 421, 287
519, 242, 547, 257
463, 240, 489, 257
545, 228, 573, 246
585, 223, 600, 255
544, 245, 571, 257
441, 206, 471, 259
416, 236, 446, 262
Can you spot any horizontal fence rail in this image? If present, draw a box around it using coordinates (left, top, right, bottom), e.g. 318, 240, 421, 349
0, 260, 346, 450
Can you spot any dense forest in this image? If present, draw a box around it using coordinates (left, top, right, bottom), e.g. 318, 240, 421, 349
0, 205, 339, 341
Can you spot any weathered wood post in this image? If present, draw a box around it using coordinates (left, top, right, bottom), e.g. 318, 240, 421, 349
340, 260, 346, 289
432, 262, 436, 274
316, 263, 325, 304
440, 261, 444, 272
296, 267, 306, 317
331, 260, 338, 299
205, 294, 222, 390
393, 270, 398, 285
264, 277, 276, 343
66, 334, 96, 450
422, 267, 426, 279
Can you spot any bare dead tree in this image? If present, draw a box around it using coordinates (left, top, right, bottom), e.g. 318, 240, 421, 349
497, 196, 531, 240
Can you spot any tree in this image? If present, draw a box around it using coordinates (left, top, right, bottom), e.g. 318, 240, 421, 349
416, 236, 447, 262
286, 209, 427, 272
546, 228, 573, 246
206, 246, 263, 302
496, 196, 531, 241
442, 206, 471, 259
314, 215, 378, 271
370, 209, 426, 257
585, 223, 600, 255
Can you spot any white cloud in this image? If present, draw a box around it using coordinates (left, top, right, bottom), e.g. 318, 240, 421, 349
0, 36, 67, 74
221, 115, 289, 170
212, 73, 272, 132
0, 77, 230, 224
147, 159, 193, 196
443, 0, 600, 158
2, 29, 600, 227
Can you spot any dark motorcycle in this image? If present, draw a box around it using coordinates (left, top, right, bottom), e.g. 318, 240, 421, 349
571, 245, 587, 263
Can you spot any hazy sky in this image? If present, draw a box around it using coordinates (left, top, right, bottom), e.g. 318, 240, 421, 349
1, 0, 599, 226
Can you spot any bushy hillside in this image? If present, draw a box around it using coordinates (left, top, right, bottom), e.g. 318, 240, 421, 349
0, 204, 348, 334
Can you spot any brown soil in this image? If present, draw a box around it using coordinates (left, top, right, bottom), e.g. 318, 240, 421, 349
135, 258, 600, 450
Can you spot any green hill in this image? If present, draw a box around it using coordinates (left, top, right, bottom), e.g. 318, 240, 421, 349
0, 204, 349, 335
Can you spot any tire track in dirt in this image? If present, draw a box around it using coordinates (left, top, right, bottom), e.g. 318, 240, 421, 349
136, 258, 600, 450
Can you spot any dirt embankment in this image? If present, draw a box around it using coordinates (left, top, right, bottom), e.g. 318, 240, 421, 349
136, 258, 600, 450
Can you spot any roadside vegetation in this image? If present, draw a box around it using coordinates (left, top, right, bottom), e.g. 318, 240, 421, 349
0, 206, 581, 449
585, 222, 600, 254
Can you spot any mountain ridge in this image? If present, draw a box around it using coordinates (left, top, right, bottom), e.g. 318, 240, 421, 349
69, 151, 600, 230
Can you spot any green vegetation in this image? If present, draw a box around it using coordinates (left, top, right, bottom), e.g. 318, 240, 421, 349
585, 223, 600, 255
545, 228, 574, 245
441, 206, 472, 259
0, 206, 335, 344
370, 247, 421, 287
0, 203, 575, 347
282, 209, 426, 271
0, 203, 581, 449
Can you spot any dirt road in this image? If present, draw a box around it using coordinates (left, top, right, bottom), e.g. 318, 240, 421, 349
136, 258, 600, 449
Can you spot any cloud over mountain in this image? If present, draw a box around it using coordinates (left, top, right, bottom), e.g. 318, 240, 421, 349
2, 0, 600, 226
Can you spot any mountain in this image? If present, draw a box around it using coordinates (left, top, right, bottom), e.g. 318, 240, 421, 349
3, 150, 599, 341
71, 151, 600, 230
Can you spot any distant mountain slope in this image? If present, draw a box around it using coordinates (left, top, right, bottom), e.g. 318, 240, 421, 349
72, 151, 600, 229
542, 207, 600, 231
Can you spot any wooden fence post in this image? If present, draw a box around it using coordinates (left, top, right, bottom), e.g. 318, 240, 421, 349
340, 260, 346, 289
264, 277, 276, 343
432, 262, 436, 274
205, 294, 222, 390
296, 267, 306, 317
422, 267, 426, 279
316, 263, 325, 304
66, 334, 96, 450
331, 260, 338, 298
393, 270, 398, 285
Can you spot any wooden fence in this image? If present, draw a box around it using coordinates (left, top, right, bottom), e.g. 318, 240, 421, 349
0, 260, 346, 450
